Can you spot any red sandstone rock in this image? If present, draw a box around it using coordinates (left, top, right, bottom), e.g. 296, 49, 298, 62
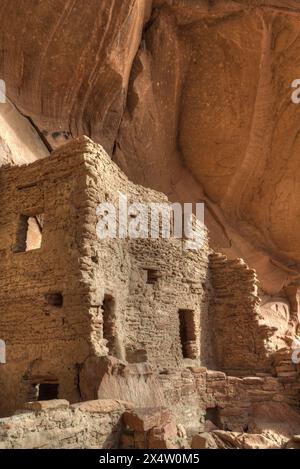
123, 408, 171, 433
191, 433, 218, 450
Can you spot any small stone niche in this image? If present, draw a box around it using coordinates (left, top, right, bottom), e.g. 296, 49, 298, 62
45, 292, 63, 308
145, 269, 160, 285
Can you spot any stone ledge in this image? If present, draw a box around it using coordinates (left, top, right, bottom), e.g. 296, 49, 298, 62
22, 399, 70, 412
71, 399, 133, 414
206, 370, 226, 381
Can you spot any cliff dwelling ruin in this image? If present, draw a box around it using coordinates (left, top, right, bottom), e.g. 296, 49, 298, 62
0, 137, 300, 449
2, 0, 300, 451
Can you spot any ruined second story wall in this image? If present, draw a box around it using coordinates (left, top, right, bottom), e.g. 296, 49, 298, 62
209, 253, 274, 376
73, 137, 213, 372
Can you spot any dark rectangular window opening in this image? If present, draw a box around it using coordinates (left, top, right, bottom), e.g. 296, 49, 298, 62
145, 269, 160, 284
45, 292, 63, 308
102, 294, 120, 358
13, 214, 43, 252
205, 407, 220, 428
178, 309, 197, 359
37, 383, 59, 401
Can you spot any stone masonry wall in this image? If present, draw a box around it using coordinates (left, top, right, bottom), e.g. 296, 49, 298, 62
71, 137, 213, 376
159, 366, 300, 435
0, 136, 213, 415
1, 367, 299, 449
0, 146, 95, 416
209, 253, 274, 375
0, 399, 131, 449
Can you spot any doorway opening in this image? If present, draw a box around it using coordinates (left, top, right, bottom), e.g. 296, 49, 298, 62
178, 309, 197, 359
102, 294, 120, 358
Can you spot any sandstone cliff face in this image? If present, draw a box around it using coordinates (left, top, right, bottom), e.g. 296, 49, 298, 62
0, 100, 49, 165
1, 0, 300, 295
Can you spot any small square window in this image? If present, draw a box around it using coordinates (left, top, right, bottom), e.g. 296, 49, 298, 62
145, 269, 160, 284
38, 383, 59, 401
45, 292, 63, 308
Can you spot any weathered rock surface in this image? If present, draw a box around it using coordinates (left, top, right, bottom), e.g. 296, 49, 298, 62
0, 0, 151, 153
121, 407, 188, 449
0, 100, 49, 166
